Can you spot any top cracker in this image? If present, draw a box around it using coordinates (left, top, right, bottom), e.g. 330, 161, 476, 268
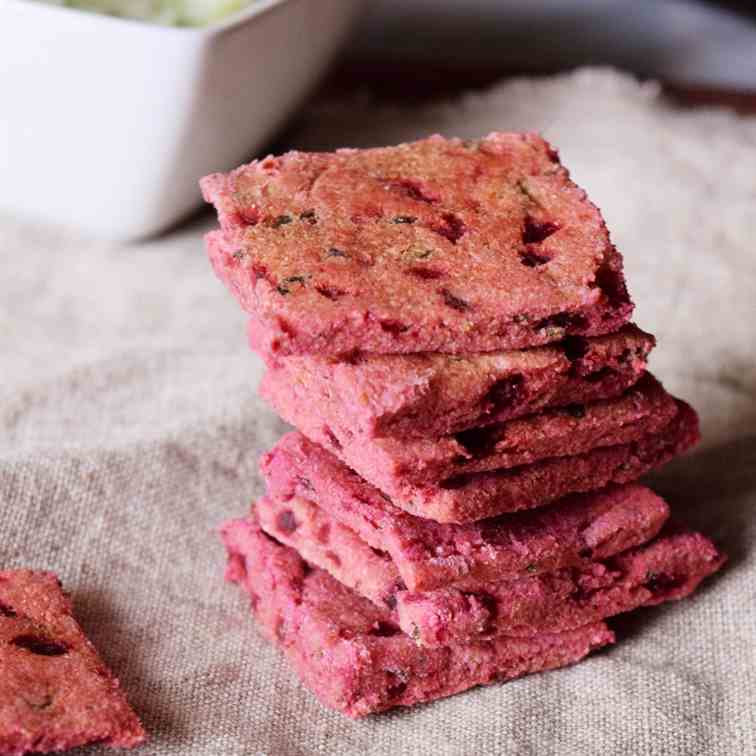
202, 133, 632, 355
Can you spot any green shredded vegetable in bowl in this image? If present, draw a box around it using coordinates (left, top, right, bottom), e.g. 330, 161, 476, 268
36, 0, 256, 26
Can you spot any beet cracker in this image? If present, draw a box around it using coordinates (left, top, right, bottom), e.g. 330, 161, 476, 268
255, 494, 724, 646
253, 321, 654, 439
262, 402, 699, 524
261, 371, 677, 490
221, 518, 614, 717
259, 440, 670, 592
202, 132, 633, 356
0, 570, 145, 756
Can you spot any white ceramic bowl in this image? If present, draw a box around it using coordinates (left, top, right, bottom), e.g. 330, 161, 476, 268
0, 0, 363, 239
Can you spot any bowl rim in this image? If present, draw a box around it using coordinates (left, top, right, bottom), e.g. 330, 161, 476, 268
6, 0, 294, 36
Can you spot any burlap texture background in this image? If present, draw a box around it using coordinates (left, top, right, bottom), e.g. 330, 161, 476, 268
2, 69, 754, 755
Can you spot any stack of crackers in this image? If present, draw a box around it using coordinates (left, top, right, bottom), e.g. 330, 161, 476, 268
202, 133, 725, 718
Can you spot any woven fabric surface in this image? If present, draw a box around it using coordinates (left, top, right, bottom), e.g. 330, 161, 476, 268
1, 69, 754, 756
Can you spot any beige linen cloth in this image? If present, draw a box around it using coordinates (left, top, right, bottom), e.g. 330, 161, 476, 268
1, 69, 755, 756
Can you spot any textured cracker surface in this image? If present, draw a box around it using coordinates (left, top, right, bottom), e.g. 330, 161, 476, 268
0, 571, 145, 755
202, 132, 632, 355
263, 402, 698, 523
220, 517, 614, 717
256, 322, 654, 438
261, 436, 672, 592
255, 493, 724, 646
261, 371, 678, 489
